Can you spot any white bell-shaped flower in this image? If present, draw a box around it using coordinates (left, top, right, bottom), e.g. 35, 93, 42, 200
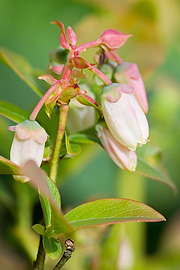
100, 83, 149, 151
66, 85, 96, 134
96, 123, 137, 171
9, 120, 48, 182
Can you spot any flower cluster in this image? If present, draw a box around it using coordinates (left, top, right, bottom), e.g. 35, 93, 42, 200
9, 21, 149, 178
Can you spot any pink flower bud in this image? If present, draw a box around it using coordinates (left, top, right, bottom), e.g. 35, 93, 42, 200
114, 62, 148, 113
100, 83, 149, 151
98, 29, 131, 50
96, 124, 137, 171
9, 120, 48, 182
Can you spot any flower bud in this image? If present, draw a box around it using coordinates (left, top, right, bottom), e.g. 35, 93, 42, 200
114, 62, 148, 113
97, 29, 131, 50
96, 124, 137, 171
100, 83, 149, 151
9, 120, 48, 182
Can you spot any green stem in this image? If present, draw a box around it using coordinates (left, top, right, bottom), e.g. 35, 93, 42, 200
33, 236, 46, 270
49, 104, 70, 182
117, 171, 146, 265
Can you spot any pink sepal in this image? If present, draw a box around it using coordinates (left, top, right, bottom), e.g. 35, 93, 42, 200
67, 26, 77, 47
14, 120, 48, 143
72, 57, 93, 69
8, 126, 16, 132
102, 83, 134, 103
51, 20, 71, 50
49, 65, 65, 75
38, 74, 58, 85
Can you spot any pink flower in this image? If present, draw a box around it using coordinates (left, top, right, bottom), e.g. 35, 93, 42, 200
114, 62, 148, 113
96, 123, 137, 171
9, 120, 48, 182
100, 83, 149, 151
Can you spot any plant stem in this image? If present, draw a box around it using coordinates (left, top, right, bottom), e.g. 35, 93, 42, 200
49, 103, 70, 182
29, 81, 60, 121
117, 171, 146, 264
88, 65, 112, 85
33, 235, 46, 270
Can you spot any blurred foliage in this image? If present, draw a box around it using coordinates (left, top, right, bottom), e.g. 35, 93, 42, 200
0, 0, 180, 269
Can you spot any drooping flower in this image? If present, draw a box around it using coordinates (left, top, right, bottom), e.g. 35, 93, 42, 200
66, 85, 96, 134
9, 120, 48, 182
100, 83, 149, 151
114, 62, 148, 113
96, 123, 137, 171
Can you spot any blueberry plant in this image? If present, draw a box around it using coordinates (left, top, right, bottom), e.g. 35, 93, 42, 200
0, 21, 176, 269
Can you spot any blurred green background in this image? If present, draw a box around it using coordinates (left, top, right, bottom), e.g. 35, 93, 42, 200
0, 0, 180, 269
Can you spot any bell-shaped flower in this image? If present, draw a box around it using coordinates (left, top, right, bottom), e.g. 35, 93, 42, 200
100, 83, 149, 151
114, 62, 148, 113
66, 85, 96, 134
9, 120, 48, 182
96, 123, 137, 171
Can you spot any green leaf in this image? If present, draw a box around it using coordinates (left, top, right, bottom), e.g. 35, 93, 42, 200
0, 47, 43, 97
0, 156, 20, 175
32, 224, 45, 235
136, 143, 177, 192
40, 176, 61, 229
0, 100, 29, 123
43, 235, 62, 259
68, 127, 100, 144
21, 161, 73, 235
45, 99, 56, 119
65, 133, 81, 156
65, 198, 165, 229
46, 176, 61, 209
48, 206, 73, 235
40, 194, 52, 228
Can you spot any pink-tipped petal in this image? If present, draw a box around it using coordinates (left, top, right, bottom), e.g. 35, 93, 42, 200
38, 74, 58, 85
96, 124, 137, 171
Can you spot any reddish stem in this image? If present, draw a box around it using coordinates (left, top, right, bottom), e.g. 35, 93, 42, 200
88, 65, 112, 85
29, 81, 60, 121
76, 40, 100, 53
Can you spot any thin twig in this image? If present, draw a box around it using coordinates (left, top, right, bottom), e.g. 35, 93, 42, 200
52, 239, 75, 270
